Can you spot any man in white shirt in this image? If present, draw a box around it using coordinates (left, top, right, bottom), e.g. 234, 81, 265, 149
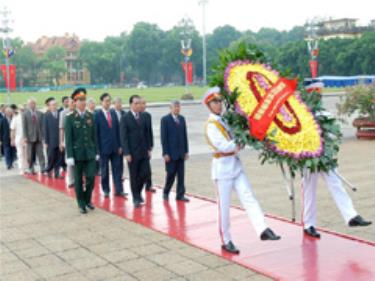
203, 87, 280, 254
59, 98, 75, 187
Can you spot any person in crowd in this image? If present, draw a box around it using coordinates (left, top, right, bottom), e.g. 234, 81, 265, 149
112, 97, 126, 180
112, 97, 126, 123
58, 96, 69, 170
22, 98, 45, 174
87, 98, 97, 113
59, 97, 75, 188
95, 93, 127, 198
43, 97, 63, 178
120, 95, 153, 208
10, 104, 26, 174
140, 97, 156, 192
160, 100, 190, 202
65, 88, 98, 214
59, 96, 69, 113
0, 104, 5, 160
0, 106, 16, 169
87, 97, 100, 175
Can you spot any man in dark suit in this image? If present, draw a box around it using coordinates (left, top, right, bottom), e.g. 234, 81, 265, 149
120, 95, 152, 208
0, 104, 5, 160
140, 98, 156, 192
22, 98, 45, 174
0, 107, 16, 169
95, 93, 126, 198
161, 100, 189, 201
112, 97, 126, 181
43, 97, 62, 178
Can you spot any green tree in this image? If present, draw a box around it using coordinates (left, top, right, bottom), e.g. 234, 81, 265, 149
126, 22, 164, 84
42, 46, 67, 85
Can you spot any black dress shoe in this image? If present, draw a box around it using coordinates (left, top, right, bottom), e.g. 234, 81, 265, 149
140, 197, 145, 203
163, 194, 169, 201
79, 207, 87, 214
176, 196, 190, 202
260, 228, 281, 241
55, 174, 64, 179
104, 192, 110, 198
304, 226, 321, 238
349, 215, 372, 227
146, 187, 157, 193
68, 183, 75, 189
86, 203, 95, 210
221, 241, 240, 254
115, 192, 128, 197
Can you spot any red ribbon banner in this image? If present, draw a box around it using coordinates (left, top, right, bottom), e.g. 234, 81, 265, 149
181, 62, 193, 84
249, 78, 298, 141
1, 64, 17, 91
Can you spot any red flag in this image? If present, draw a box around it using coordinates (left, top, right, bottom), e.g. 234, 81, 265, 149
309, 60, 318, 79
1, 64, 17, 91
181, 62, 193, 84
249, 78, 298, 141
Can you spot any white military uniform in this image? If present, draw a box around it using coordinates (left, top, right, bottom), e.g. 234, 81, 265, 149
302, 168, 358, 229
302, 109, 358, 229
205, 113, 268, 244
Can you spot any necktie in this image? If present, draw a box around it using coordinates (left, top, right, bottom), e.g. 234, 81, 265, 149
175, 116, 180, 125
32, 112, 37, 123
135, 113, 140, 124
106, 111, 112, 128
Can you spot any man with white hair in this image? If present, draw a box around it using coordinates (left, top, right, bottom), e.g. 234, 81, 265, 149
22, 98, 45, 174
112, 97, 126, 181
87, 98, 97, 114
161, 100, 189, 201
59, 97, 75, 188
43, 97, 63, 178
203, 87, 281, 254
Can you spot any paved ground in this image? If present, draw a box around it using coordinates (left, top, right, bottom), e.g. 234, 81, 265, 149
1, 95, 374, 280
0, 176, 270, 281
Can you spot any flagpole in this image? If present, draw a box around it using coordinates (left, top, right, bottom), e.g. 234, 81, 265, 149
0, 7, 13, 104
198, 0, 208, 86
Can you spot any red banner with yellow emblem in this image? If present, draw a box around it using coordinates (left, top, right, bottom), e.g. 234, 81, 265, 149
249, 78, 297, 141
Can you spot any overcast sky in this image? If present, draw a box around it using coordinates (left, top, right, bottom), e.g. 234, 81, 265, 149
3, 0, 375, 42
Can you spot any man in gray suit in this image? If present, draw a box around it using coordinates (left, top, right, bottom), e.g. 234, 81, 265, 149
22, 98, 45, 174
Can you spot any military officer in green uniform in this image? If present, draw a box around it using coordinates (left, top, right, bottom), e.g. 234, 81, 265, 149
65, 88, 98, 214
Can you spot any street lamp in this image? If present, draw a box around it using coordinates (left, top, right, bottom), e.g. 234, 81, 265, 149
306, 18, 320, 79
179, 17, 194, 96
198, 0, 208, 86
0, 6, 14, 104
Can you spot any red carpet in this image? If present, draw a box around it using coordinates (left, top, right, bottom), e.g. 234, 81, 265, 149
26, 174, 375, 281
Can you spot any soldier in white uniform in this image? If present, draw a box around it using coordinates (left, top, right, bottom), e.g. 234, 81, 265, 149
302, 169, 371, 238
302, 110, 371, 238
203, 87, 281, 254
